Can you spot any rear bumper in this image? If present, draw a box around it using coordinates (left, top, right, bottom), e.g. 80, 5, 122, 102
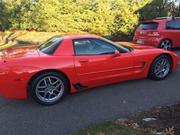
0, 74, 28, 99
133, 36, 161, 47
0, 83, 27, 99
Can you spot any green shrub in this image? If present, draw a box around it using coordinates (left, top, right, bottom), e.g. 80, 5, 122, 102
0, 0, 155, 36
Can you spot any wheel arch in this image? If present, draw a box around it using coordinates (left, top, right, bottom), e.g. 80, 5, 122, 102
159, 38, 173, 47
148, 53, 173, 76
28, 69, 71, 94
152, 53, 173, 67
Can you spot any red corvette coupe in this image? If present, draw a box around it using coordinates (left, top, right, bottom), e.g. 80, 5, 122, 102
0, 35, 179, 105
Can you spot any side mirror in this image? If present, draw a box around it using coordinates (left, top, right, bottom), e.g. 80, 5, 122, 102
113, 50, 121, 57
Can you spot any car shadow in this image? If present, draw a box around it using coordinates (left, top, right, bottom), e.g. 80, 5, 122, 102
172, 48, 180, 56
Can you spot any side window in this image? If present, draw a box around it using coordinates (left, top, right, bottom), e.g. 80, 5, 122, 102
73, 39, 117, 56
166, 21, 180, 30
39, 37, 63, 55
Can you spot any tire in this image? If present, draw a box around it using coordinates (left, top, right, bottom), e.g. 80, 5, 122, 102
149, 55, 172, 80
159, 39, 172, 50
29, 71, 68, 105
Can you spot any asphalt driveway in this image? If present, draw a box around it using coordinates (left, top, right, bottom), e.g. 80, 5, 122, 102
0, 49, 180, 135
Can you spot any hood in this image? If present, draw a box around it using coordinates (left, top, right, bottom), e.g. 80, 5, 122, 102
0, 45, 40, 61
123, 44, 155, 50
130, 45, 155, 50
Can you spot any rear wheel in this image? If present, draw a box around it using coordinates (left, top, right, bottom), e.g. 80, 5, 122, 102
159, 39, 172, 50
29, 72, 68, 105
149, 55, 172, 80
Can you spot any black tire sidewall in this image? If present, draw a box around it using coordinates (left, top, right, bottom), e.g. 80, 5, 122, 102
29, 72, 68, 105
149, 55, 172, 80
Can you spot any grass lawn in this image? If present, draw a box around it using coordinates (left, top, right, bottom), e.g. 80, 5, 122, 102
0, 30, 87, 44
71, 121, 153, 135
0, 30, 134, 51
0, 31, 90, 51
0, 42, 17, 50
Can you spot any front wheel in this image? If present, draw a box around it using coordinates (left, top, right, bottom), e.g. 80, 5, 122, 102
29, 72, 68, 105
149, 55, 172, 80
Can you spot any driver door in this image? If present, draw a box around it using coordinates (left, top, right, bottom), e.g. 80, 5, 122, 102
73, 38, 134, 87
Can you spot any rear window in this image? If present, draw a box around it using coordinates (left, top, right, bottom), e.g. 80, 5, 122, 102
166, 20, 180, 30
138, 22, 158, 30
39, 37, 63, 55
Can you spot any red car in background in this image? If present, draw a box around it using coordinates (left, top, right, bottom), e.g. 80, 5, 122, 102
0, 35, 179, 105
133, 17, 180, 50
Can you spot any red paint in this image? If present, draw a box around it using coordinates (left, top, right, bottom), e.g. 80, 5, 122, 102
0, 35, 179, 99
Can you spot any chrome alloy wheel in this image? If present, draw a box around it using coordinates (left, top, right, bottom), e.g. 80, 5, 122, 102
154, 58, 170, 78
160, 40, 172, 50
35, 76, 64, 103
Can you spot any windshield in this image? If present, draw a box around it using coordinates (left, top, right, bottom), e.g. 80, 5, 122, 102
138, 22, 158, 30
39, 37, 63, 55
101, 37, 133, 52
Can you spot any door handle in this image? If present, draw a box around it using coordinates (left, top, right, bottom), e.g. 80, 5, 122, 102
79, 59, 89, 63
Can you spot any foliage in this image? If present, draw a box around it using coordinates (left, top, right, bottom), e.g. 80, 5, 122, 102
139, 0, 180, 20
0, 0, 9, 30
0, 0, 180, 36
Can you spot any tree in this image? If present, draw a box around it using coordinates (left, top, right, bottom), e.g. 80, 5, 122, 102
139, 0, 179, 20
3, 0, 179, 36
4, 0, 38, 30
110, 0, 150, 35
0, 0, 9, 30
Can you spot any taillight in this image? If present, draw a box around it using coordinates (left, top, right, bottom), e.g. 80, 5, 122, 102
147, 32, 160, 37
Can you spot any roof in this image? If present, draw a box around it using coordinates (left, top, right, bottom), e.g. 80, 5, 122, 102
63, 34, 100, 40
142, 17, 180, 23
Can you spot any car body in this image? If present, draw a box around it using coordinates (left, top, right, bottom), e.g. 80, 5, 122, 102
0, 35, 179, 105
133, 17, 180, 50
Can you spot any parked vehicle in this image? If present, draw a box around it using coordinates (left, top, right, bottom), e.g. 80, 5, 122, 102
133, 17, 180, 50
0, 35, 179, 105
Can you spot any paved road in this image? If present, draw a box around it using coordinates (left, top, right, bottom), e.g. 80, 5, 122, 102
0, 50, 180, 135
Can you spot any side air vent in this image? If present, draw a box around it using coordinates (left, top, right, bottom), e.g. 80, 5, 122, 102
74, 83, 87, 90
